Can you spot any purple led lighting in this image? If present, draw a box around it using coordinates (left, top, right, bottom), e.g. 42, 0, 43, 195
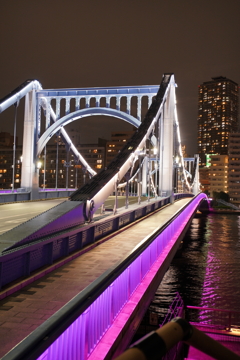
0, 189, 18, 194
37, 193, 207, 360
39, 188, 74, 192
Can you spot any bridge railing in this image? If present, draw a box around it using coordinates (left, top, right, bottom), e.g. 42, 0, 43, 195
0, 189, 76, 203
186, 305, 240, 332
2, 193, 207, 360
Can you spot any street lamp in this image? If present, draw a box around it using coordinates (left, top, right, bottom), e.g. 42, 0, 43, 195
12, 101, 19, 193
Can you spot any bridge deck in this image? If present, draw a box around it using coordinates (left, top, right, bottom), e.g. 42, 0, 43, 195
0, 197, 192, 358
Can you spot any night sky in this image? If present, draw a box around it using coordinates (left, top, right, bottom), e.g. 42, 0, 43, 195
1, 0, 240, 156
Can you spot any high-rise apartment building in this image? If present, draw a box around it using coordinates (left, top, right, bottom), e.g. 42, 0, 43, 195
198, 76, 239, 166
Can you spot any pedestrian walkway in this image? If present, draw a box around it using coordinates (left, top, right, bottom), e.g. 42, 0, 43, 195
0, 198, 191, 358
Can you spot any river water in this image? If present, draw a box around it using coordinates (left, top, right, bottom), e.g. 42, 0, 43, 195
149, 213, 240, 318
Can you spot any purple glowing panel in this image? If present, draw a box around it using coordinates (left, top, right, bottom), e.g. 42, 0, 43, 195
39, 188, 73, 192
37, 193, 207, 360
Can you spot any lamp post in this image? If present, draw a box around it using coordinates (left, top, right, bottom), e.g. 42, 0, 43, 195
64, 149, 71, 190
75, 160, 80, 189
173, 155, 179, 194
55, 131, 60, 190
12, 101, 19, 193
43, 147, 47, 190
125, 171, 130, 209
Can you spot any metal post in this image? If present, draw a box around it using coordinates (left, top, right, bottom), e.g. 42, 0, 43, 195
155, 161, 158, 199
83, 167, 86, 185
113, 177, 118, 215
75, 161, 78, 189
12, 102, 19, 193
55, 132, 59, 189
43, 146, 46, 190
147, 142, 150, 202
125, 172, 130, 209
159, 113, 164, 197
65, 150, 69, 190
138, 182, 141, 204
125, 179, 129, 209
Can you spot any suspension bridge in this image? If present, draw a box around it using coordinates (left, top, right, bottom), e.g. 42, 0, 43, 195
0, 74, 208, 360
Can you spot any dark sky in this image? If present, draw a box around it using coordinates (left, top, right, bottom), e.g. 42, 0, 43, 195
1, 0, 240, 156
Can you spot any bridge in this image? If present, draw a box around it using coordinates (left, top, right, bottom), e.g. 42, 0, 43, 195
0, 74, 208, 359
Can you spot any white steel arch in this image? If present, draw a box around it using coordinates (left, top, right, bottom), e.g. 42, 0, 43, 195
37, 107, 141, 156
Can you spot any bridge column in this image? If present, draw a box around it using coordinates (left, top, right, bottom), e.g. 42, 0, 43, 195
141, 155, 148, 196
21, 89, 39, 199
95, 97, 100, 107
46, 98, 51, 128
106, 96, 110, 108
85, 97, 90, 108
75, 97, 80, 111
56, 98, 61, 120
126, 96, 131, 114
161, 83, 175, 201
193, 154, 200, 195
137, 96, 142, 121
116, 96, 121, 111
65, 98, 70, 115
148, 96, 152, 109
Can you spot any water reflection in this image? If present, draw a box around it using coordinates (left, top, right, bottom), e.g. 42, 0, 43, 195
149, 213, 240, 319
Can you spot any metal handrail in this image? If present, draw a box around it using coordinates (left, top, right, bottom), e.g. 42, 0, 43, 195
114, 318, 240, 360
160, 292, 184, 327
187, 305, 240, 314
186, 305, 240, 331
2, 193, 206, 360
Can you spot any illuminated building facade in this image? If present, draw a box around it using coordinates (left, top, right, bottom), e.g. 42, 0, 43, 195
105, 130, 135, 165
0, 146, 22, 189
37, 143, 106, 189
228, 133, 240, 205
0, 131, 106, 190
199, 167, 210, 194
208, 154, 228, 197
198, 76, 238, 166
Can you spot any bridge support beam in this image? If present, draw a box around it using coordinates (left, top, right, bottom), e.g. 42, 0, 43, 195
141, 156, 148, 196
192, 154, 200, 195
21, 90, 39, 199
161, 83, 175, 200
